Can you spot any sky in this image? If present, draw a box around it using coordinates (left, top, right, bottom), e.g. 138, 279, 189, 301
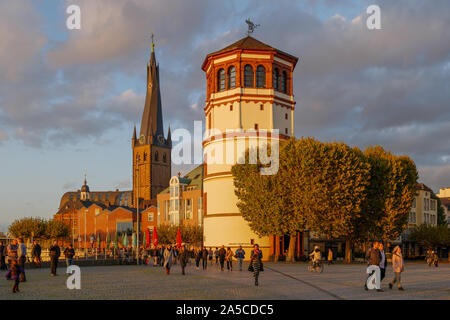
0, 0, 449, 230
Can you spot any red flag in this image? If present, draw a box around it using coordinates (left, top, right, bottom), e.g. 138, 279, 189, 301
152, 226, 158, 247
146, 228, 151, 249
176, 229, 182, 249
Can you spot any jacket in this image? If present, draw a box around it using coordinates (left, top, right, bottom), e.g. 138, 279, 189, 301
392, 252, 404, 273
49, 245, 61, 258
218, 248, 226, 259
178, 251, 189, 267
235, 249, 245, 259
17, 243, 27, 258
64, 248, 75, 259
366, 248, 381, 266
31, 244, 41, 257
163, 248, 174, 268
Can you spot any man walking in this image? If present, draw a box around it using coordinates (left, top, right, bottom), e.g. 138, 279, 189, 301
17, 238, 27, 281
214, 247, 219, 266
378, 242, 387, 285
202, 247, 208, 270
235, 246, 246, 271
49, 240, 61, 276
178, 245, 189, 275
64, 244, 75, 271
0, 241, 6, 270
365, 241, 383, 292
218, 245, 226, 271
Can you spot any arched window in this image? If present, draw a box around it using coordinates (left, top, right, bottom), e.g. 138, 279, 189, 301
273, 68, 279, 91
217, 69, 225, 91
227, 66, 236, 89
256, 65, 266, 88
244, 65, 253, 88
143, 152, 147, 161
163, 153, 167, 163
281, 71, 287, 93
155, 151, 159, 162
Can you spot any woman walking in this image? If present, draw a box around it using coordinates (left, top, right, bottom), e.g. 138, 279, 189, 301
226, 247, 233, 271
194, 247, 201, 270
250, 244, 263, 286
389, 246, 405, 291
163, 244, 174, 275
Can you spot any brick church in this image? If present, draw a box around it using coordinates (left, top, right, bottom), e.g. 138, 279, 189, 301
54, 41, 171, 248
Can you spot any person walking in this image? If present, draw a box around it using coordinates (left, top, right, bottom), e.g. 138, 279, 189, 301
17, 238, 27, 282
309, 246, 322, 272
389, 246, 405, 291
226, 247, 233, 271
208, 247, 213, 266
378, 243, 387, 285
178, 245, 189, 275
194, 247, 201, 270
0, 241, 7, 270
327, 248, 333, 265
49, 240, 61, 276
218, 245, 226, 271
235, 246, 246, 271
6, 239, 18, 274
64, 244, 75, 271
364, 241, 383, 292
163, 244, 174, 275
249, 244, 263, 286
10, 260, 21, 293
202, 247, 208, 270
214, 247, 219, 266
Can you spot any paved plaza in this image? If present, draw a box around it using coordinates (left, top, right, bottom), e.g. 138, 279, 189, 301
0, 261, 449, 300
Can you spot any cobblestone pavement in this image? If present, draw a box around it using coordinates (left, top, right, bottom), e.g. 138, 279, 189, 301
0, 261, 448, 300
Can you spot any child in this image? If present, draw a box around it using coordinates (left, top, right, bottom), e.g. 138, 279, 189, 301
10, 260, 20, 293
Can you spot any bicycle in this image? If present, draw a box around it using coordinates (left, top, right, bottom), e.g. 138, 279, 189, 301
308, 259, 324, 273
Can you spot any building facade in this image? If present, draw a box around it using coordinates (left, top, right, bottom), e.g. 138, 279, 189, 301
201, 36, 299, 260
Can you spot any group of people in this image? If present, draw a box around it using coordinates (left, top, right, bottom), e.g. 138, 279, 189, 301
150, 243, 263, 286
365, 241, 405, 292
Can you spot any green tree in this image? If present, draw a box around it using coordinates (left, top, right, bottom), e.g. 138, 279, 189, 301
409, 224, 450, 249
436, 197, 448, 226
45, 219, 70, 239
363, 147, 418, 241
8, 217, 47, 241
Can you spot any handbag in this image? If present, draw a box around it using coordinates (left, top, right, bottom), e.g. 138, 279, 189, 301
248, 263, 254, 272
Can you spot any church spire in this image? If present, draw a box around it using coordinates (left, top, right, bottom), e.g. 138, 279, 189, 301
139, 34, 164, 142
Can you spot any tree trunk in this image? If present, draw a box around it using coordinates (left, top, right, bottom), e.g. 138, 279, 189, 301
344, 239, 352, 264
274, 236, 280, 262
286, 235, 296, 262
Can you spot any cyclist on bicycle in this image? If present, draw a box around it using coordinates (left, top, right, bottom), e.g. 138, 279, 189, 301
309, 246, 322, 272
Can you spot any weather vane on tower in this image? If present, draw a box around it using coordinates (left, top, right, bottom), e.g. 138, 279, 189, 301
245, 19, 260, 35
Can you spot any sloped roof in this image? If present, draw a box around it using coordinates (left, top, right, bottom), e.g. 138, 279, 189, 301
202, 36, 298, 70
160, 165, 203, 194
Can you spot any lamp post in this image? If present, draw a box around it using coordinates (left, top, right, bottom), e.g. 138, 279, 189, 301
85, 209, 87, 259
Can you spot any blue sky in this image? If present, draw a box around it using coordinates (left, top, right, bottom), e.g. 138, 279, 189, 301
0, 0, 449, 230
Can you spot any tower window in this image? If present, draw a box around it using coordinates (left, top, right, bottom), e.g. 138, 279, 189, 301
256, 65, 266, 88
285, 128, 288, 134
260, 105, 264, 111
273, 68, 280, 91
217, 68, 226, 91
285, 113, 288, 119
143, 152, 147, 161
254, 124, 258, 130
244, 65, 254, 88
230, 105, 233, 111
155, 151, 159, 162
227, 66, 236, 89
163, 153, 167, 163
281, 71, 287, 93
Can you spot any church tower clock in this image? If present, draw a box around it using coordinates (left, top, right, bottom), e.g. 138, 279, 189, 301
132, 40, 171, 209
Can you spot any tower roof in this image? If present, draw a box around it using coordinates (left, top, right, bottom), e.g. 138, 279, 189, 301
140, 44, 164, 140
202, 36, 298, 70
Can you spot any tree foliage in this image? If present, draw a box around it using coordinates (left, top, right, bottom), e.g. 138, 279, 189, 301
232, 137, 418, 263
44, 219, 70, 239
8, 217, 47, 240
436, 197, 448, 226
157, 225, 203, 246
409, 224, 450, 248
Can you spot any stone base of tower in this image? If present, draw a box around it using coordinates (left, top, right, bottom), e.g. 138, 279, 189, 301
203, 214, 271, 261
